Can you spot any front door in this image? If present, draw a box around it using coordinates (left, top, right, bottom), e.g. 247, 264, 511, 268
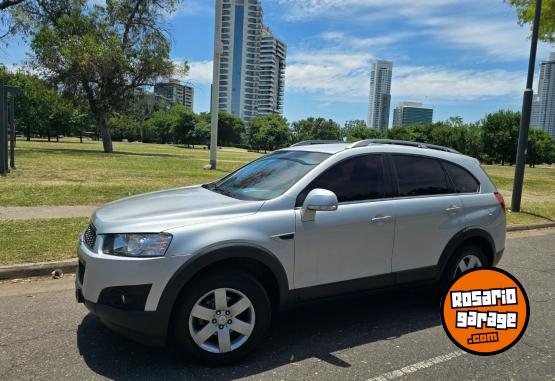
293, 154, 396, 290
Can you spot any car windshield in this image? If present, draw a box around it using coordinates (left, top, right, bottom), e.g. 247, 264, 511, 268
205, 151, 330, 201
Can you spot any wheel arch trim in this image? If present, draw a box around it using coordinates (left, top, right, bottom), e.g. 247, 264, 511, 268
154, 244, 291, 341
437, 227, 496, 278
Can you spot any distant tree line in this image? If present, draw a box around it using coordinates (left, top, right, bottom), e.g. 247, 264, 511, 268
1, 66, 554, 166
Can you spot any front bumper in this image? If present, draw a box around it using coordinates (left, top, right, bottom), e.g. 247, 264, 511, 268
76, 237, 192, 347
78, 292, 166, 347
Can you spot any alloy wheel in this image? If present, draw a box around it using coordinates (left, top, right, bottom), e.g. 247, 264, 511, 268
453, 254, 483, 278
188, 288, 255, 354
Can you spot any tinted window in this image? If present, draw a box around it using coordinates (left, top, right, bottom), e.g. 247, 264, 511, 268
443, 162, 480, 193
299, 155, 386, 204
393, 155, 450, 197
208, 150, 330, 201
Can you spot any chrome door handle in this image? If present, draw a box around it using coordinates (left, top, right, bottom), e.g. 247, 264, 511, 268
446, 205, 463, 213
371, 215, 392, 223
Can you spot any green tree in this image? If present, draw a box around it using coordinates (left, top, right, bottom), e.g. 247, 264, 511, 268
343, 120, 382, 141
189, 121, 211, 148
481, 110, 520, 165
527, 129, 555, 167
429, 122, 455, 147
145, 109, 178, 144
453, 123, 484, 160
172, 105, 197, 145
26, 0, 183, 153
0, 65, 80, 140
386, 125, 420, 141
248, 114, 291, 151
291, 117, 341, 142
198, 111, 245, 146
508, 0, 555, 43
108, 114, 140, 142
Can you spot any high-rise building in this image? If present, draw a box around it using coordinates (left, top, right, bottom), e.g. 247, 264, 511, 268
531, 95, 541, 129
215, 0, 286, 121
393, 102, 433, 127
368, 60, 393, 131
154, 80, 194, 111
258, 26, 287, 115
535, 52, 555, 138
184, 85, 195, 111
216, 0, 263, 122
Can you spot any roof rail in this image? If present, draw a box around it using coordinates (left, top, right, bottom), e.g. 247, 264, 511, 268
291, 140, 346, 147
348, 139, 460, 154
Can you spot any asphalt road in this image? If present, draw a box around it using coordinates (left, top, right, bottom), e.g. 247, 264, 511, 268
1, 230, 553, 380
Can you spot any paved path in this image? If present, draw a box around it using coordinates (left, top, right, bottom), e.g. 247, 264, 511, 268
0, 229, 553, 380
0, 206, 97, 220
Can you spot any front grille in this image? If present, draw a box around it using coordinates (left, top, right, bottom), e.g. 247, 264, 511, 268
83, 224, 97, 250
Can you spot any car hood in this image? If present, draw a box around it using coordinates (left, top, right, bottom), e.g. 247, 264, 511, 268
91, 185, 264, 234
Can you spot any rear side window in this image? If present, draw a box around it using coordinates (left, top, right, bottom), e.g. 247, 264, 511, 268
393, 155, 450, 197
443, 162, 480, 193
298, 154, 386, 205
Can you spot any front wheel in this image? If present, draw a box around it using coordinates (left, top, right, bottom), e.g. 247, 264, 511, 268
172, 271, 272, 365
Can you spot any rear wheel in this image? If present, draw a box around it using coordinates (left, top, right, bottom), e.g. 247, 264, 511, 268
440, 244, 488, 296
172, 271, 271, 365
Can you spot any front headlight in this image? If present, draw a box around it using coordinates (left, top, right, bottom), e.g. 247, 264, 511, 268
102, 233, 172, 257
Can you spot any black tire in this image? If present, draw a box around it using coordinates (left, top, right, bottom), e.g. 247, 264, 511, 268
171, 271, 272, 365
439, 244, 488, 297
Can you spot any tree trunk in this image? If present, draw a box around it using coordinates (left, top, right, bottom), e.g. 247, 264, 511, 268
97, 114, 113, 153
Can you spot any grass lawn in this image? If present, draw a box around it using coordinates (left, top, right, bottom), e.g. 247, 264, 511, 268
0, 138, 261, 207
483, 165, 555, 225
0, 218, 88, 265
0, 140, 553, 265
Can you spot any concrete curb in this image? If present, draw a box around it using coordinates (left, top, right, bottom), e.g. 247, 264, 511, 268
0, 259, 77, 281
506, 222, 555, 232
0, 223, 554, 281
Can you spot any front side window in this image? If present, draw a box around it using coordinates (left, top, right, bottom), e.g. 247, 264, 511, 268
298, 155, 386, 205
443, 162, 480, 193
393, 155, 450, 197
206, 151, 330, 201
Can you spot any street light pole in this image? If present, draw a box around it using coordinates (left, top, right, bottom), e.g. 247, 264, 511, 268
210, 0, 223, 170
512, 0, 543, 213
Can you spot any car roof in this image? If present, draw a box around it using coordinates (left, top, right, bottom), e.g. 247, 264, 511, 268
282, 143, 476, 164
284, 143, 351, 154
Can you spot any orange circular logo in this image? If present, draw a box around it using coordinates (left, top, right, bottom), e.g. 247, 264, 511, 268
441, 268, 530, 355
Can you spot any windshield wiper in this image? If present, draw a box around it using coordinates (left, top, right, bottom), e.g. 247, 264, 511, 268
212, 186, 237, 199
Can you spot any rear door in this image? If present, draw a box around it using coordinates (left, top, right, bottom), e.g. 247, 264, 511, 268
390, 154, 465, 274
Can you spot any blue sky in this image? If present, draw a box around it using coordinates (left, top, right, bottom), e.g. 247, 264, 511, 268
1, 0, 554, 126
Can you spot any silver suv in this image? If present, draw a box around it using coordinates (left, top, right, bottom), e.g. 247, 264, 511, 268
76, 139, 506, 365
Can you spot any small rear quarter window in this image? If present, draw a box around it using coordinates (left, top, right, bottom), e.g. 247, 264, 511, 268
443, 162, 480, 193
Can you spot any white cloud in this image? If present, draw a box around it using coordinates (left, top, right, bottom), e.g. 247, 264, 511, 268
275, 0, 458, 21
286, 50, 525, 101
172, 60, 213, 86
276, 0, 554, 62
286, 51, 374, 98
413, 15, 539, 61
393, 66, 524, 100
169, 0, 211, 18
187, 60, 214, 84
321, 31, 412, 50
